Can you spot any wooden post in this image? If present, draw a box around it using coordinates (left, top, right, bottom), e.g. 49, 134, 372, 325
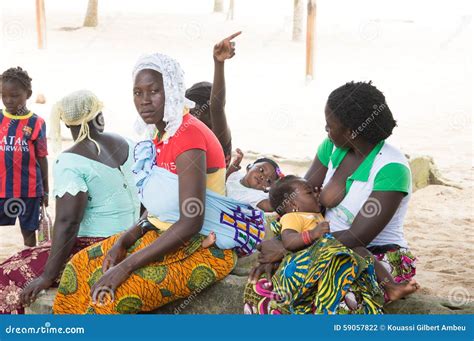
227, 0, 235, 20
83, 0, 99, 27
214, 0, 224, 13
305, 0, 316, 80
292, 0, 304, 41
35, 0, 46, 49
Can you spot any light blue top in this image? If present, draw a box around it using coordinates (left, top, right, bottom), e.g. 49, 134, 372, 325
53, 139, 140, 237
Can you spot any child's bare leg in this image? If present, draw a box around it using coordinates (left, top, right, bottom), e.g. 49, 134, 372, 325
352, 246, 419, 301
21, 229, 36, 247
201, 232, 216, 248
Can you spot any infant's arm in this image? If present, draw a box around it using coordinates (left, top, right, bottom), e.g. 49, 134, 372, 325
257, 199, 274, 212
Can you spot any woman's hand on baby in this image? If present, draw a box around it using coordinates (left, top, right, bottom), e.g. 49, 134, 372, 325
102, 242, 128, 273
310, 221, 330, 240
213, 31, 241, 63
256, 238, 287, 264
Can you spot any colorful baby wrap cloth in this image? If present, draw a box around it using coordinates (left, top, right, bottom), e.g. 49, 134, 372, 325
133, 140, 265, 256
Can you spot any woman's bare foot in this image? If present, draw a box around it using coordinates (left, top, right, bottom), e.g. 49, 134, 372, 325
384, 278, 420, 302
201, 232, 216, 248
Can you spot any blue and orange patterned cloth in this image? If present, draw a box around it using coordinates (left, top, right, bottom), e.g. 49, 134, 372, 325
133, 140, 265, 256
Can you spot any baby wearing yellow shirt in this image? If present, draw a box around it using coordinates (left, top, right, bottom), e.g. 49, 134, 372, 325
269, 176, 329, 252
269, 175, 419, 305
279, 212, 328, 250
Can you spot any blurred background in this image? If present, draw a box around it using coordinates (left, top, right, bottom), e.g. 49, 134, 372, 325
1, 0, 473, 301
0, 0, 472, 176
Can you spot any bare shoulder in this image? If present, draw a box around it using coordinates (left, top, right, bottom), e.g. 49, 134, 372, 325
102, 132, 130, 146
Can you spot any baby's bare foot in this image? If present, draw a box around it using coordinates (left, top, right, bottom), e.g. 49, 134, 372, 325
384, 278, 420, 302
201, 232, 216, 248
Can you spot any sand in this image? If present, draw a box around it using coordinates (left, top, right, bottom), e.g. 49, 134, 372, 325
0, 0, 472, 304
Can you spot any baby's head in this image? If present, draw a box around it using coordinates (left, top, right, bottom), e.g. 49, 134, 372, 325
241, 157, 283, 192
269, 175, 321, 215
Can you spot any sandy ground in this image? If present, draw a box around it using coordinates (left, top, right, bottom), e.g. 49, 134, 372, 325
0, 0, 472, 304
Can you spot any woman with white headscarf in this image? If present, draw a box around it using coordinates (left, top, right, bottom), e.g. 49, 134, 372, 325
0, 90, 140, 314
53, 53, 248, 314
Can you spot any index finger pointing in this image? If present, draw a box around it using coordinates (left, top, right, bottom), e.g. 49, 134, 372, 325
226, 31, 242, 41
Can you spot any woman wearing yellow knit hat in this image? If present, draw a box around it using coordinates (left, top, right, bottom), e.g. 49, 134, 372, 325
0, 90, 140, 314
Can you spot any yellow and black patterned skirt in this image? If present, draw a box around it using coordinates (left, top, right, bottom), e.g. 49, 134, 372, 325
53, 230, 237, 314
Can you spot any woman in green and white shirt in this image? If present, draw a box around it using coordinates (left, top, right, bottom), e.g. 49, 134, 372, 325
245, 81, 417, 314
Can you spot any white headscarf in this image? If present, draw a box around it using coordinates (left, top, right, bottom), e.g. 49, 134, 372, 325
132, 53, 194, 139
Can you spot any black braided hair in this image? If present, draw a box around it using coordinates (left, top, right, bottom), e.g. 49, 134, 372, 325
327, 81, 396, 144
269, 175, 302, 215
1, 67, 32, 92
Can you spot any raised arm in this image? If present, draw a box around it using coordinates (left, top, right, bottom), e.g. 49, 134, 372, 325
20, 192, 88, 305
210, 32, 241, 151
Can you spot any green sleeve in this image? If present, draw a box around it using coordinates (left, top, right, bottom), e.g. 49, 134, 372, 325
373, 162, 411, 195
316, 138, 334, 167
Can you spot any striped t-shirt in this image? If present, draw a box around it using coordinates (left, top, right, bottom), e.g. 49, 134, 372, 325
0, 109, 48, 198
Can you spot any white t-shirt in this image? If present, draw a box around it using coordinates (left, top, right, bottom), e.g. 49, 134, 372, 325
226, 171, 268, 209
319, 139, 411, 248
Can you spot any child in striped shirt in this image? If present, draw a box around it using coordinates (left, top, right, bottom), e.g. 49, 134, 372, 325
0, 67, 49, 246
